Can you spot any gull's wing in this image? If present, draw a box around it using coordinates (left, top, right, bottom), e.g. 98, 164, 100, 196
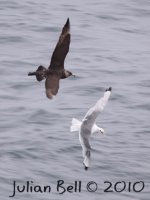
45, 74, 60, 99
79, 131, 91, 170
49, 18, 70, 70
83, 149, 91, 170
82, 87, 112, 130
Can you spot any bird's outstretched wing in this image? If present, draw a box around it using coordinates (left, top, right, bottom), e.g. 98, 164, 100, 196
45, 74, 60, 99
49, 18, 70, 70
82, 87, 112, 130
83, 149, 91, 170
79, 132, 91, 170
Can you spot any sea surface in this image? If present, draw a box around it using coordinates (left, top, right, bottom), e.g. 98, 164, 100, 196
0, 0, 150, 199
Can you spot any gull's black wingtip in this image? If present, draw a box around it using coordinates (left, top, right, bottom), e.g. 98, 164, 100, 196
105, 87, 112, 92
83, 163, 88, 170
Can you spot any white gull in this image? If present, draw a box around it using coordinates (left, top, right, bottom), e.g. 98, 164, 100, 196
70, 87, 112, 170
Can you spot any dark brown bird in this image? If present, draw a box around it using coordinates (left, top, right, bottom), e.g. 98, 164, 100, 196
28, 18, 72, 99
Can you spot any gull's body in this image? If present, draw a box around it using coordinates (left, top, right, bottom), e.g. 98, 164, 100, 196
28, 18, 72, 99
70, 87, 112, 170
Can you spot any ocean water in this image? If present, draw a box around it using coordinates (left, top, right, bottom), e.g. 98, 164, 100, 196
0, 0, 150, 199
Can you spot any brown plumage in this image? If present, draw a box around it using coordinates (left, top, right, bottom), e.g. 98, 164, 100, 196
28, 18, 72, 99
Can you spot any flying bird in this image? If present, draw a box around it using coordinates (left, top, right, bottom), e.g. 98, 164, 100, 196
28, 18, 72, 99
70, 87, 112, 170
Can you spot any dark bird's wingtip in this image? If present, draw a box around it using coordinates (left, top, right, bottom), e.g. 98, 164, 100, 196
105, 87, 112, 92
65, 18, 70, 27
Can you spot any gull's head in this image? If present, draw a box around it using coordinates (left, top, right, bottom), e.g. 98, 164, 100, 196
92, 124, 105, 134
99, 128, 104, 134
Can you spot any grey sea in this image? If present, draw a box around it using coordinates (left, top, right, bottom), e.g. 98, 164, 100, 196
0, 0, 150, 199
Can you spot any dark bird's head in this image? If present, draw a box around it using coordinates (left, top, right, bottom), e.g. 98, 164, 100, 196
66, 70, 73, 77
61, 70, 73, 79
28, 65, 47, 81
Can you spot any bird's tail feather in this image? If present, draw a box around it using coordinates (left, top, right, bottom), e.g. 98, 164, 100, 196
70, 118, 81, 132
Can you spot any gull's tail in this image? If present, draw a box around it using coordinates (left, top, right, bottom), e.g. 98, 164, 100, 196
70, 118, 82, 132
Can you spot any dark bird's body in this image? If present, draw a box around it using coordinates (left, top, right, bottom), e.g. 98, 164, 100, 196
28, 18, 72, 99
